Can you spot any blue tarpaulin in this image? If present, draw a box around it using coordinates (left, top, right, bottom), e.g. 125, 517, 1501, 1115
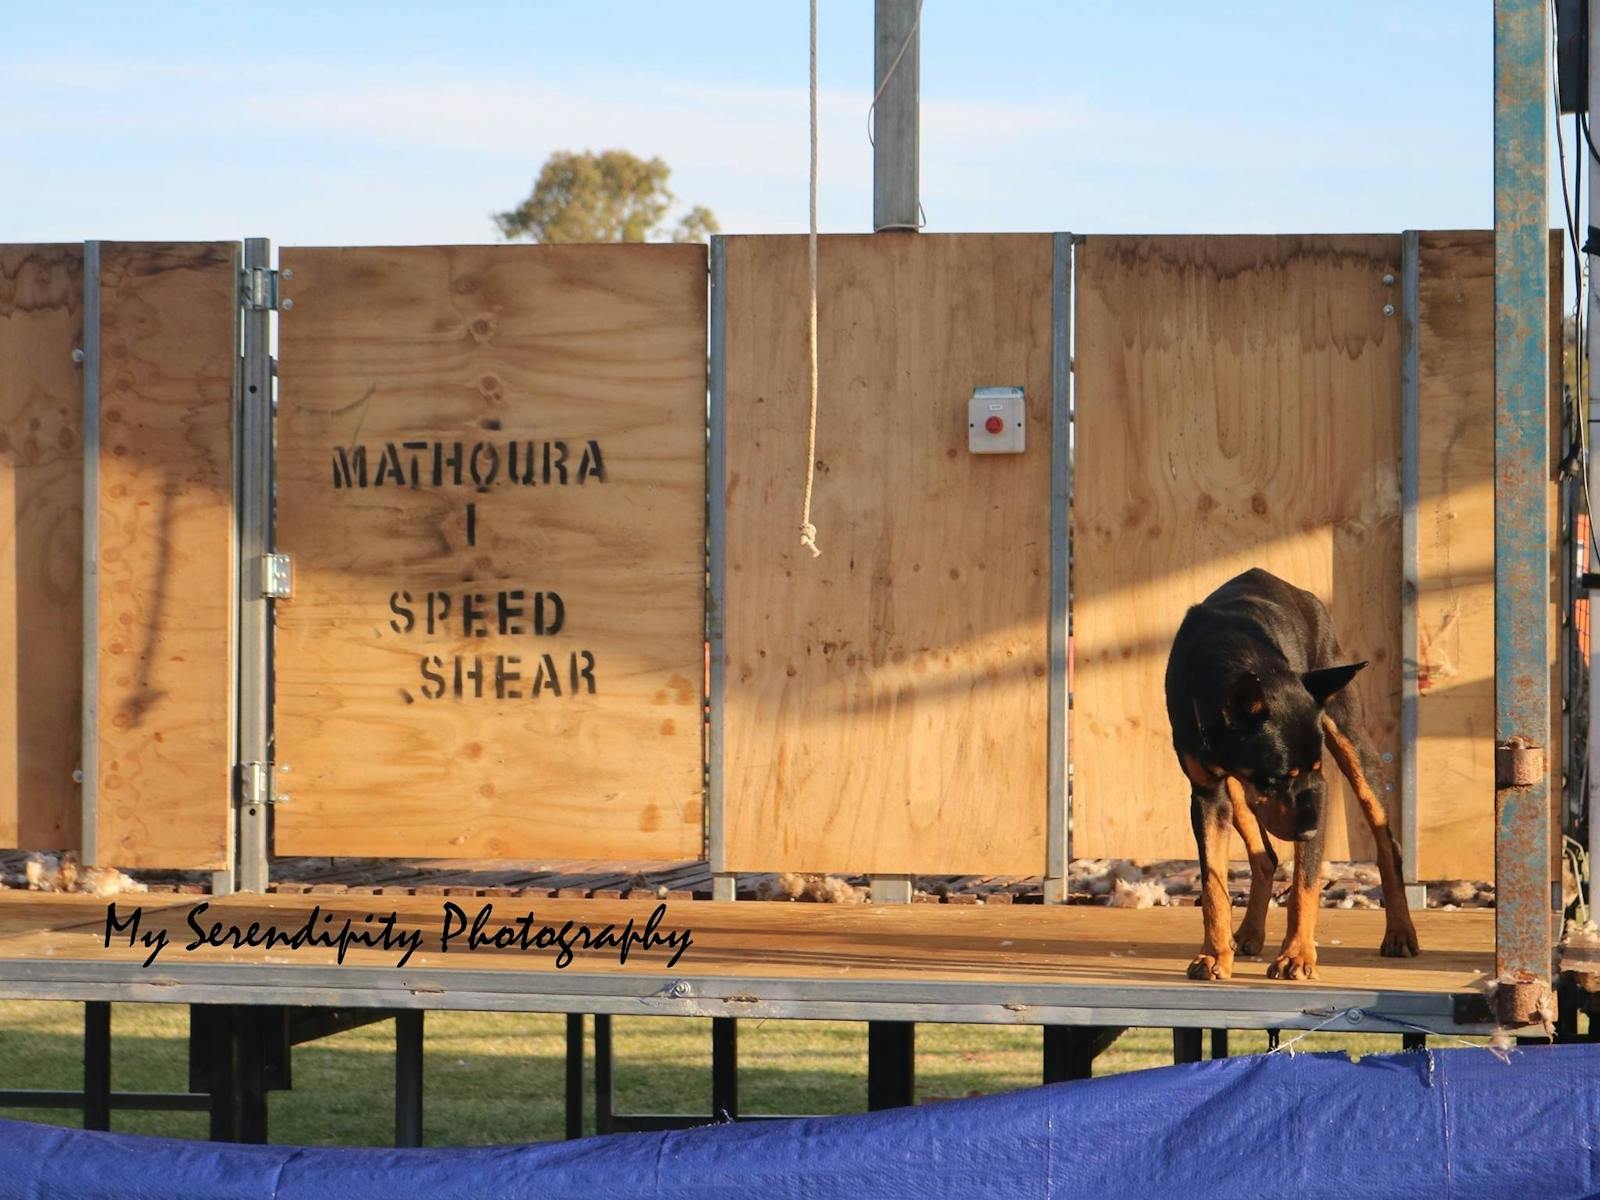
1, 1044, 1597, 1199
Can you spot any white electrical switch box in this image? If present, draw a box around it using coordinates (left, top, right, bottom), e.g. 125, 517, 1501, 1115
968, 386, 1025, 454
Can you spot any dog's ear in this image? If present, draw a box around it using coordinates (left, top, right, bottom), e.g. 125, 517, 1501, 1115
1302, 661, 1367, 707
1222, 672, 1268, 727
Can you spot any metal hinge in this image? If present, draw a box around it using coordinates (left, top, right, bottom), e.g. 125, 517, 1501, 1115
249, 553, 293, 599
1494, 736, 1545, 789
241, 267, 279, 311
237, 761, 284, 806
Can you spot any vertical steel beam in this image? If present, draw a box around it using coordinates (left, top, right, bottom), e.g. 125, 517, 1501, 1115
207, 1005, 269, 1143
866, 1020, 914, 1110
237, 238, 274, 893
1209, 1028, 1229, 1060
1042, 1026, 1091, 1082
1045, 232, 1074, 903
394, 1010, 423, 1147
1492, 0, 1554, 992
1171, 1028, 1203, 1065
707, 236, 728, 883
872, 0, 920, 232
1042, 1026, 1121, 1082
79, 241, 101, 867
710, 1017, 738, 1120
564, 1013, 584, 1139
592, 1012, 615, 1135
81, 1001, 111, 1131
1399, 230, 1425, 906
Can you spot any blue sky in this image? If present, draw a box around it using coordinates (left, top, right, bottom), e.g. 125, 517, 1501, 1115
2, 2, 1502, 244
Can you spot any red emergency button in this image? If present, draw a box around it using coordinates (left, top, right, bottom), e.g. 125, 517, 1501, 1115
984, 415, 1004, 435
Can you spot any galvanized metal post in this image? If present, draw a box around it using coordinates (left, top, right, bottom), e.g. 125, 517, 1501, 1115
1492, 0, 1554, 1009
707, 236, 734, 904
872, 0, 920, 232
79, 241, 101, 867
1044, 232, 1074, 904
236, 238, 275, 894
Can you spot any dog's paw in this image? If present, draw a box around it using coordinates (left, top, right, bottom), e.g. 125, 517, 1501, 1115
1186, 952, 1234, 981
1232, 924, 1266, 956
1379, 920, 1420, 958
1267, 947, 1318, 980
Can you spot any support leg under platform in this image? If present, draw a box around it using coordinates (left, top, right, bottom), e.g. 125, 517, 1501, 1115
867, 1021, 915, 1110
1043, 1026, 1123, 1082
82, 1001, 111, 1132
394, 1010, 424, 1148
711, 1017, 738, 1120
195, 1005, 271, 1144
565, 1014, 584, 1139
1172, 1028, 1204, 1064
593, 1013, 616, 1135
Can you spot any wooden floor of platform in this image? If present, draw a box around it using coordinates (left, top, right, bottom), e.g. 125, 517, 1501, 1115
0, 895, 1498, 1032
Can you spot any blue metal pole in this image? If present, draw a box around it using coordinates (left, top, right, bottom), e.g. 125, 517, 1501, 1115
1492, 0, 1554, 1009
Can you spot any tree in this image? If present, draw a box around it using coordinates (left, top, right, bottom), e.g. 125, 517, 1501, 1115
494, 150, 720, 244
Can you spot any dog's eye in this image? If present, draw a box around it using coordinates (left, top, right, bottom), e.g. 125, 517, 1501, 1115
1311, 760, 1322, 772
1287, 767, 1300, 779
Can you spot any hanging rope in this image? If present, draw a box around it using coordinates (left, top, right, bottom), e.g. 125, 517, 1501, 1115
799, 0, 822, 557
865, 0, 927, 232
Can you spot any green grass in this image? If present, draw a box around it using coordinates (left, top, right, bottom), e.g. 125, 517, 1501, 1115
0, 1001, 1464, 1147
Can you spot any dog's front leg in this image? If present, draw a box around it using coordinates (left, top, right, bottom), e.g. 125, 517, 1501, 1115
1322, 711, 1420, 957
1226, 778, 1276, 956
1186, 788, 1235, 981
1269, 837, 1322, 980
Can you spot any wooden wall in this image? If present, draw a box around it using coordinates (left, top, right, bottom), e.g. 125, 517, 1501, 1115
1072, 236, 1404, 863
91, 243, 237, 869
0, 232, 1558, 880
1072, 232, 1560, 879
273, 245, 706, 861
721, 234, 1054, 875
0, 246, 83, 851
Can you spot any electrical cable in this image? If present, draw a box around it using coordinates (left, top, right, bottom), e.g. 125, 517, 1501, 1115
1550, 2, 1600, 571
1552, 0, 1599, 897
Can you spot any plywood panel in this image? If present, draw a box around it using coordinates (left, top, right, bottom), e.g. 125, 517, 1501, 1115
722, 234, 1053, 874
0, 892, 1494, 996
1410, 231, 1560, 882
93, 242, 237, 869
274, 245, 706, 860
0, 246, 83, 851
1073, 236, 1403, 862
1411, 232, 1493, 880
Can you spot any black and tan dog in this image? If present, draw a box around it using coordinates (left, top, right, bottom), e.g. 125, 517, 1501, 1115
1164, 568, 1419, 981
